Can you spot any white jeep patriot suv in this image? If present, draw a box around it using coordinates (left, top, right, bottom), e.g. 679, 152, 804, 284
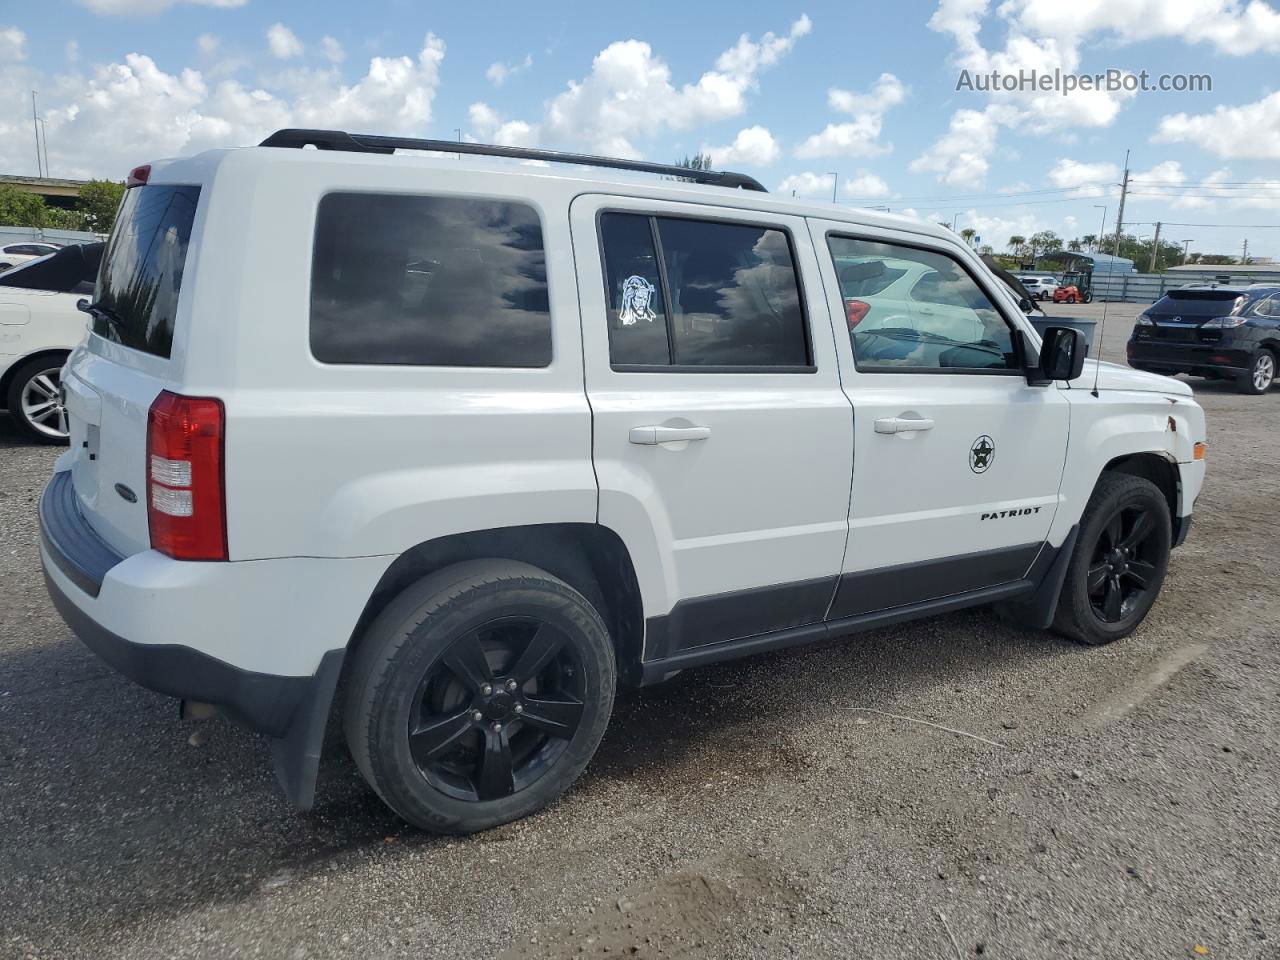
39, 129, 1206, 833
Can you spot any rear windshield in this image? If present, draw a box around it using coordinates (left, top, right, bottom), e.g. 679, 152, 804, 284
93, 185, 200, 358
1151, 290, 1244, 317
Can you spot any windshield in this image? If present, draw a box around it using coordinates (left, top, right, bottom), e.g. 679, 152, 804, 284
93, 184, 200, 358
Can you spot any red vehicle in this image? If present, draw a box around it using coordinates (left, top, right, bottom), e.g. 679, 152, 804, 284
1052, 269, 1093, 304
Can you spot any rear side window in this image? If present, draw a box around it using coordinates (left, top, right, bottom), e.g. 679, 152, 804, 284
1, 242, 102, 294
311, 193, 551, 367
600, 213, 810, 369
94, 185, 200, 359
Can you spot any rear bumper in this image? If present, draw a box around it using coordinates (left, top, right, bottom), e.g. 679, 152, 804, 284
1127, 339, 1252, 374
38, 469, 390, 806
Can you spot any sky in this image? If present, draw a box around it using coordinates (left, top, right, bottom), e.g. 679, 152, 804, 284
2, 0, 1279, 259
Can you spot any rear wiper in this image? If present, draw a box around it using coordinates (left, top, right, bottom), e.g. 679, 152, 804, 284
77, 299, 126, 330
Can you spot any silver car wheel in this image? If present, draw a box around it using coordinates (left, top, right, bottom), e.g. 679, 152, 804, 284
19, 367, 69, 440
1253, 353, 1275, 392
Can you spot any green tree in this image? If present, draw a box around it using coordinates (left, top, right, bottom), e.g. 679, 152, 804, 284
1029, 230, 1062, 258
0, 184, 50, 227
959, 227, 977, 246
77, 180, 126, 234
1007, 234, 1026, 256
1080, 233, 1097, 251
1067, 238, 1083, 252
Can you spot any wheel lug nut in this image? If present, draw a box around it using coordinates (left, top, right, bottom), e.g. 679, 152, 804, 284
506, 679, 518, 692
472, 711, 483, 722
491, 722, 503, 732
481, 683, 492, 696
514, 703, 524, 714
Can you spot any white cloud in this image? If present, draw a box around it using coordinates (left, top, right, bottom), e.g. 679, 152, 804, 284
468, 102, 539, 147
942, 208, 1055, 252
1125, 163, 1280, 211
76, 0, 245, 13
486, 53, 532, 87
1047, 157, 1120, 197
1010, 0, 1280, 56
795, 72, 905, 159
777, 169, 889, 200
702, 125, 779, 166
536, 15, 811, 157
1153, 91, 1280, 159
14, 35, 446, 179
196, 32, 219, 56
777, 171, 840, 197
267, 23, 303, 60
1, 26, 26, 61
844, 171, 891, 199
66, 40, 80, 63
320, 36, 346, 64
910, 105, 1010, 187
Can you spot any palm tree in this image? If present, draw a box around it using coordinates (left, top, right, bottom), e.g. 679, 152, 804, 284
959, 228, 977, 246
1067, 238, 1083, 253
1008, 235, 1026, 258
1081, 233, 1097, 252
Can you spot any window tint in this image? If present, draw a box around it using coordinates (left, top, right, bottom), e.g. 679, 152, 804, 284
828, 236, 1018, 372
312, 193, 551, 367
657, 218, 808, 367
601, 213, 670, 365
1253, 296, 1279, 318
94, 185, 200, 358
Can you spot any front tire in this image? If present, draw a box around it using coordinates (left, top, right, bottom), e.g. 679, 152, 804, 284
343, 560, 616, 833
5, 355, 70, 444
1237, 349, 1275, 395
1052, 474, 1172, 646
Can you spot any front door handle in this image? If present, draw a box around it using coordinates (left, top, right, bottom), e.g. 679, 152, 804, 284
874, 416, 935, 435
629, 425, 712, 445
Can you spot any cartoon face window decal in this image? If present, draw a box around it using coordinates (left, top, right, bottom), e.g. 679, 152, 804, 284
619, 275, 658, 326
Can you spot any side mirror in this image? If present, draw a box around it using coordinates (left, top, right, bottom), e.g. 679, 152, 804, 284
1036, 326, 1086, 383
77, 298, 91, 313
1017, 296, 1034, 314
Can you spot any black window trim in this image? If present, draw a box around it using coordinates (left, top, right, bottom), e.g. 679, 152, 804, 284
596, 207, 818, 375
307, 189, 555, 370
825, 228, 1030, 378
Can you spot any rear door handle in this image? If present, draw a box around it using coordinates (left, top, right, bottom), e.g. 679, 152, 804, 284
873, 417, 935, 435
629, 425, 712, 445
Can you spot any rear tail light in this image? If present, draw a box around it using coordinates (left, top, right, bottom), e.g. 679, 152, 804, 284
146, 391, 227, 561
845, 299, 870, 330
126, 164, 151, 188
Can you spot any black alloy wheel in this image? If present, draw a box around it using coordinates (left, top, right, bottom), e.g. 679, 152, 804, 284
409, 616, 586, 802
1085, 505, 1160, 624
1053, 473, 1171, 645
344, 559, 616, 833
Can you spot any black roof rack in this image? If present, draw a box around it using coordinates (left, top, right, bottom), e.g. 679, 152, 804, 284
258, 128, 767, 192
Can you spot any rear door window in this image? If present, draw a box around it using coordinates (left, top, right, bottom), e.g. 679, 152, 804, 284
1149, 291, 1244, 318
310, 193, 551, 367
599, 213, 811, 369
93, 185, 200, 358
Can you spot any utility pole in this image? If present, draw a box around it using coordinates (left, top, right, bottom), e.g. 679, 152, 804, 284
1181, 239, 1192, 264
1093, 205, 1107, 251
31, 91, 43, 178
1242, 238, 1249, 265
829, 172, 838, 203
38, 118, 50, 179
1148, 221, 1162, 272
1112, 149, 1130, 259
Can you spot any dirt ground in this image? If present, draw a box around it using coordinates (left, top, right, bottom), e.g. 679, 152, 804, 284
1, 302, 1277, 959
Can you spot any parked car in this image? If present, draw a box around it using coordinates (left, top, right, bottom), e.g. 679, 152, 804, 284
0, 243, 102, 442
1015, 275, 1059, 300
1128, 285, 1280, 394
1053, 284, 1085, 303
40, 130, 1206, 834
0, 241, 62, 272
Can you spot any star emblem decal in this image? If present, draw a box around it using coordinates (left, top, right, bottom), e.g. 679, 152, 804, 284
970, 435, 995, 474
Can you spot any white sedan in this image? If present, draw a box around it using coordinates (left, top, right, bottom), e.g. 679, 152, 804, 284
0, 244, 99, 443
0, 241, 63, 273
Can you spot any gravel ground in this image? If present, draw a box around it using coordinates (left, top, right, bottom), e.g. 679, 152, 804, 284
2, 303, 1277, 959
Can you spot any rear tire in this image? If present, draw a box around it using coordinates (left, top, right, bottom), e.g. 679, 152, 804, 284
343, 560, 616, 833
1052, 474, 1172, 646
5, 355, 70, 444
1237, 349, 1275, 395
